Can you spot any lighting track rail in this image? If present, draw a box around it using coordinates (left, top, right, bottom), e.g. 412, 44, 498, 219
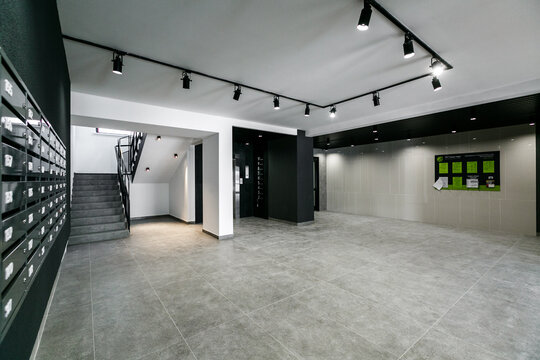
62, 0, 453, 114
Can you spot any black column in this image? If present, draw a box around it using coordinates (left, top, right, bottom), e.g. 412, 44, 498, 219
537, 126, 539, 235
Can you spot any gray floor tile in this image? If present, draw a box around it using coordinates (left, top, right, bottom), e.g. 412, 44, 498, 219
93, 287, 180, 360
137, 341, 196, 360
250, 297, 395, 360
187, 316, 296, 360
154, 277, 244, 338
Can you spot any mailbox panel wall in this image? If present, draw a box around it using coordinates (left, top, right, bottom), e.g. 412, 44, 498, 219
0, 1, 71, 359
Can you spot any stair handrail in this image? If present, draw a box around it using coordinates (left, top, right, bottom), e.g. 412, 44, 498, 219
129, 132, 147, 182
115, 136, 132, 231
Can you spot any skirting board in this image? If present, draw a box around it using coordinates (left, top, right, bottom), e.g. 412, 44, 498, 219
131, 214, 195, 224
203, 229, 234, 240
269, 217, 315, 226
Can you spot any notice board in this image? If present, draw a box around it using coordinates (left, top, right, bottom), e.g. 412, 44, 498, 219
434, 151, 500, 191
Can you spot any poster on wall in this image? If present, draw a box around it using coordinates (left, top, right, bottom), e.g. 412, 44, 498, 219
434, 151, 500, 191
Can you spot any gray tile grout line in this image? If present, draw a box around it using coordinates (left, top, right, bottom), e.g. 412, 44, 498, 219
88, 247, 97, 360
121, 238, 200, 360
396, 237, 521, 360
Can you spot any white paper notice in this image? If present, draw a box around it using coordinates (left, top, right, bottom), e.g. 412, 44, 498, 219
4, 154, 13, 167
466, 178, 479, 189
433, 178, 444, 191
440, 177, 448, 188
5, 191, 13, 204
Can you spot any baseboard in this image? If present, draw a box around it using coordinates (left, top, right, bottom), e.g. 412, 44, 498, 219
202, 229, 234, 240
131, 214, 195, 224
269, 217, 315, 226
30, 245, 67, 360
169, 214, 195, 224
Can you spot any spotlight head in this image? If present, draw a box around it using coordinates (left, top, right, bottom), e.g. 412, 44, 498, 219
329, 106, 337, 118
156, 135, 162, 141
451, 130, 457, 134
432, 76, 442, 92
174, 153, 178, 159
258, 134, 263, 138
357, 1, 372, 31
112, 52, 123, 75
374, 137, 379, 141
372, 92, 380, 107
470, 117, 477, 121
403, 33, 415, 59
350, 144, 355, 147
529, 122, 535, 126
233, 85, 242, 101
182, 72, 191, 89
304, 104, 311, 117
372, 125, 378, 133
145, 167, 150, 172
430, 58, 444, 77
273, 96, 280, 110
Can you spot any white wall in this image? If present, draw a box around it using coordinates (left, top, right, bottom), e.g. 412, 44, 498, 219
324, 124, 536, 235
71, 92, 296, 237
130, 183, 170, 218
71, 125, 121, 174
169, 146, 195, 222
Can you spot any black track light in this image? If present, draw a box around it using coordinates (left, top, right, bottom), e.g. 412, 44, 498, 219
330, 106, 337, 118
273, 96, 280, 110
372, 92, 380, 107
112, 52, 123, 75
182, 72, 191, 89
304, 104, 311, 117
432, 76, 442, 92
357, 1, 372, 31
372, 125, 378, 133
430, 58, 444, 77
403, 33, 415, 59
233, 85, 242, 101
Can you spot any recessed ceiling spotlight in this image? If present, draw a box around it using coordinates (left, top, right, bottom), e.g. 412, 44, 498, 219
233, 85, 242, 101
470, 117, 477, 121
273, 96, 280, 110
326, 138, 330, 146
529, 122, 535, 126
112, 52, 123, 75
174, 153, 178, 159
182, 71, 191, 89
473, 137, 477, 140
432, 76, 442, 91
430, 58, 445, 77
357, 0, 372, 31
372, 92, 380, 107
145, 167, 150, 172
245, 142, 250, 146
329, 106, 337, 118
407, 138, 411, 141
374, 137, 379, 141
258, 134, 263, 138
372, 125, 378, 133
156, 135, 162, 141
451, 130, 457, 134
350, 144, 355, 147
304, 104, 311, 117
403, 33, 415, 59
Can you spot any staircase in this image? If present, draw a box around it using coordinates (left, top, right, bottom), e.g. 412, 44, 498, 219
69, 173, 129, 245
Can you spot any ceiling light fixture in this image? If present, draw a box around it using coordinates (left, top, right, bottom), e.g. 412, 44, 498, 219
112, 52, 123, 75
430, 58, 445, 77
372, 92, 380, 107
273, 96, 280, 110
156, 136, 162, 141
304, 104, 311, 117
529, 122, 535, 126
233, 85, 242, 101
451, 130, 457, 134
357, 0, 372, 31
326, 138, 330, 146
145, 167, 150, 172
329, 106, 337, 118
403, 33, 415, 59
372, 125, 378, 133
182, 71, 191, 89
432, 76, 442, 91
258, 134, 263, 138
174, 153, 178, 159
374, 137, 379, 141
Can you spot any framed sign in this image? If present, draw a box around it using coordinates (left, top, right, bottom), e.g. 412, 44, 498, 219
434, 151, 500, 191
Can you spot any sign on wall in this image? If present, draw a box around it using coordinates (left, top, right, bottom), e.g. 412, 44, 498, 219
434, 151, 500, 191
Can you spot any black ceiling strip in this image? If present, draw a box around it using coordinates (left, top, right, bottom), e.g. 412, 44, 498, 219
367, 0, 453, 70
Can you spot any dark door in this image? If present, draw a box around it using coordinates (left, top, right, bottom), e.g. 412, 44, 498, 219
195, 144, 203, 224
313, 157, 320, 211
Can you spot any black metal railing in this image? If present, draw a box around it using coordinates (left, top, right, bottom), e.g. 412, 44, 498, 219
130, 132, 146, 182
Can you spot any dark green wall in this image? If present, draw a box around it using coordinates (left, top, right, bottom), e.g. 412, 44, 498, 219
0, 0, 71, 359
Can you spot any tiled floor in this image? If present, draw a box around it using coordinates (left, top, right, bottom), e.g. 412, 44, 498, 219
36, 212, 540, 360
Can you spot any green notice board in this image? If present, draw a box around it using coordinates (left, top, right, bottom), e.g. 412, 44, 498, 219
434, 151, 500, 191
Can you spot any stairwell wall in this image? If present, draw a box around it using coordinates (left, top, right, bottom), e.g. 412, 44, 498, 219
169, 146, 195, 222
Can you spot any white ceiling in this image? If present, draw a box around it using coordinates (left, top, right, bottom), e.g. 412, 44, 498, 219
58, 0, 540, 136
134, 134, 191, 183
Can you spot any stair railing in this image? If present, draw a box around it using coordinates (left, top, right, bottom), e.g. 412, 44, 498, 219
115, 136, 132, 231
129, 132, 147, 182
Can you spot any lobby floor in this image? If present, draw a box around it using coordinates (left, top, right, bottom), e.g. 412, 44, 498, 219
36, 212, 540, 360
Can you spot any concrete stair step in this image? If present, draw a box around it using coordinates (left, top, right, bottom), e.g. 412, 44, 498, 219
70, 222, 126, 236
71, 195, 121, 204
73, 179, 118, 186
72, 190, 121, 198
71, 207, 123, 218
73, 184, 119, 191
74, 173, 116, 180
68, 229, 130, 245
71, 214, 124, 227
71, 201, 123, 211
